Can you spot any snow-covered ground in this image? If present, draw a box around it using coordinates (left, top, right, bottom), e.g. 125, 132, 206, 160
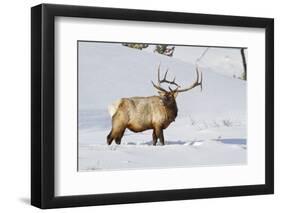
78, 42, 247, 171
144, 44, 247, 79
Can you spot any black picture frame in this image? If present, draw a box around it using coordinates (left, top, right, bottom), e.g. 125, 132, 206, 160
31, 3, 274, 209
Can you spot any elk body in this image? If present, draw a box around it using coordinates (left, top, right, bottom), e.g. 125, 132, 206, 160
107, 64, 202, 145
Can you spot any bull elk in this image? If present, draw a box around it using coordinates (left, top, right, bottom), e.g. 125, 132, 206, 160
107, 64, 202, 145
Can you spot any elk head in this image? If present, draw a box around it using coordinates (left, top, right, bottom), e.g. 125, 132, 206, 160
151, 64, 203, 105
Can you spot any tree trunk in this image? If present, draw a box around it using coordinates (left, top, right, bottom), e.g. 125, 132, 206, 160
240, 48, 247, 80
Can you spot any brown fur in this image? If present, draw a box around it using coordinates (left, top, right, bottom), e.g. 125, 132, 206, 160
107, 64, 202, 146
107, 91, 178, 146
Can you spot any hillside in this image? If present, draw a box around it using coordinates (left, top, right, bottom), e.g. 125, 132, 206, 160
78, 42, 247, 171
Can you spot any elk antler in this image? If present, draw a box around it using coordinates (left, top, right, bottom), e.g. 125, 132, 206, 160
152, 64, 203, 93
151, 64, 180, 92
176, 65, 203, 93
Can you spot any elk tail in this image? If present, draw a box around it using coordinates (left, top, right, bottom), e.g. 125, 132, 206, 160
108, 99, 122, 117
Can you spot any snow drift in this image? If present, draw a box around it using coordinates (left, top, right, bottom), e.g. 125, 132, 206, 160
78, 42, 247, 171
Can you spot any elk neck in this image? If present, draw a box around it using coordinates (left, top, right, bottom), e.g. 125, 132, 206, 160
161, 98, 178, 123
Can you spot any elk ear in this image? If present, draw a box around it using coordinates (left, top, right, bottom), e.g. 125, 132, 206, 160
173, 91, 179, 98
158, 91, 166, 97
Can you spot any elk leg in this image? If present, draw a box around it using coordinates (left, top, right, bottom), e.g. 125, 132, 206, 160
155, 128, 165, 145
115, 129, 125, 145
109, 111, 128, 145
115, 138, 121, 145
152, 130, 157, 146
159, 130, 165, 145
107, 130, 114, 145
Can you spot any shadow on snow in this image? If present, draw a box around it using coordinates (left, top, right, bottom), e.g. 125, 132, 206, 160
125, 138, 246, 146
219, 138, 246, 145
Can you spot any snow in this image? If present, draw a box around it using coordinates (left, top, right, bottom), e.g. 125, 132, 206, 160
143, 44, 247, 79
78, 42, 247, 171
